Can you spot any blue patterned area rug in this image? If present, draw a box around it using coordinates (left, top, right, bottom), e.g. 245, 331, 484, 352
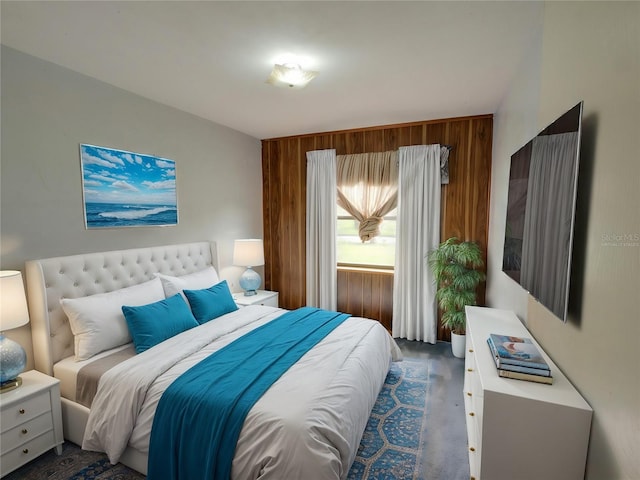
5, 360, 429, 480
348, 359, 429, 480
3, 442, 145, 480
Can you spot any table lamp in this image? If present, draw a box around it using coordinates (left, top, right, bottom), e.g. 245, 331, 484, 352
233, 239, 265, 296
0, 271, 30, 393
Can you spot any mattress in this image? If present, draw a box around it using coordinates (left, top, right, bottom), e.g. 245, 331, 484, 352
54, 343, 135, 406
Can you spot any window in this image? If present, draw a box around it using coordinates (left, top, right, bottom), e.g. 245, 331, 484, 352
335, 151, 398, 270
337, 206, 396, 269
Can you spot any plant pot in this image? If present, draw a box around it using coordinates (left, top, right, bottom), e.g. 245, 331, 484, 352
451, 332, 466, 359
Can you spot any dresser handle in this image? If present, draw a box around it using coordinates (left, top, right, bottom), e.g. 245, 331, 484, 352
19, 408, 25, 414
467, 368, 473, 372
21, 428, 28, 434
469, 412, 475, 417
22, 448, 29, 454
466, 392, 472, 397
469, 446, 476, 452
469, 348, 474, 353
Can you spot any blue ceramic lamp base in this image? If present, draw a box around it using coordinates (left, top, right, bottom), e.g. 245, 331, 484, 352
239, 267, 261, 296
0, 333, 27, 393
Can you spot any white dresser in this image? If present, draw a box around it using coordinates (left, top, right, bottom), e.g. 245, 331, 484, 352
464, 306, 592, 480
0, 370, 63, 477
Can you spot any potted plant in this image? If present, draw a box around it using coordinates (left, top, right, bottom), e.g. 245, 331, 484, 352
427, 237, 486, 358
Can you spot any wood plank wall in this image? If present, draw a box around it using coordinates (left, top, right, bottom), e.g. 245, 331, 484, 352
337, 269, 394, 331
262, 115, 492, 340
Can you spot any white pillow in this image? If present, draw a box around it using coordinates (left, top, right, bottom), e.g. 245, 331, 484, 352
156, 266, 220, 301
60, 277, 165, 361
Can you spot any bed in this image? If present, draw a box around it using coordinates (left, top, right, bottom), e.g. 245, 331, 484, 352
26, 241, 400, 479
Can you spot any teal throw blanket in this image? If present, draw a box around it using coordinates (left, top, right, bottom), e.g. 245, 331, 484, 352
147, 307, 350, 480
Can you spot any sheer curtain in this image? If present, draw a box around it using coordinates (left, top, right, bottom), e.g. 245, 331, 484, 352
336, 151, 399, 242
306, 149, 337, 310
392, 145, 441, 343
521, 132, 579, 318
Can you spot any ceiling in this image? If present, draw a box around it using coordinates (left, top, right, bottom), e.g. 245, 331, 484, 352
1, 1, 543, 140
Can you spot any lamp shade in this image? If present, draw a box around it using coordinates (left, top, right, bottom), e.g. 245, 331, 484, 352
233, 239, 265, 267
0, 271, 29, 331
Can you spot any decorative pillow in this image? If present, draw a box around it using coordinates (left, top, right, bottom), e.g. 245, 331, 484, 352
122, 294, 199, 354
60, 277, 165, 361
156, 266, 220, 301
183, 280, 238, 324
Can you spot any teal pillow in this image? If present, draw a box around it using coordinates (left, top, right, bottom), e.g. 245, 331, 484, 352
122, 293, 198, 354
184, 280, 238, 324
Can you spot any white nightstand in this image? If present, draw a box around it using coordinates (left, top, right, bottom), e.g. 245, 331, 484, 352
233, 290, 279, 308
0, 370, 64, 477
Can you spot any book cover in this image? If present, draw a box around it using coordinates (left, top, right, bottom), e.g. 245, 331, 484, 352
486, 337, 551, 376
497, 368, 554, 385
488, 333, 550, 370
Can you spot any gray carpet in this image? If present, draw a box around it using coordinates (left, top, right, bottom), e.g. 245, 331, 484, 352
4, 340, 469, 480
395, 340, 470, 480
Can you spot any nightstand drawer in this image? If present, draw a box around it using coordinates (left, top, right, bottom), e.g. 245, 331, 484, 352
2, 411, 53, 449
233, 291, 279, 308
253, 295, 278, 307
0, 430, 55, 477
0, 391, 50, 433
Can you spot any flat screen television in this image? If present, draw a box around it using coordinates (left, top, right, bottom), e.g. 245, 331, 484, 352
502, 101, 583, 322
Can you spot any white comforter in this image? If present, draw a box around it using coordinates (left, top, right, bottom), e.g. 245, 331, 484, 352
83, 305, 401, 480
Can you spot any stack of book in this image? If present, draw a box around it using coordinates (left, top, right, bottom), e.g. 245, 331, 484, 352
486, 333, 553, 384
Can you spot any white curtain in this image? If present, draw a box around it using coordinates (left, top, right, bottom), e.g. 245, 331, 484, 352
306, 149, 337, 310
521, 132, 579, 319
336, 151, 399, 242
392, 145, 441, 343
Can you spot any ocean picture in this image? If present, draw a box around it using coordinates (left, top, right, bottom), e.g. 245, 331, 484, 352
80, 144, 178, 228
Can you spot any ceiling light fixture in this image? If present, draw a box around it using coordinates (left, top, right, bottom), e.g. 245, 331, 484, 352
266, 63, 318, 88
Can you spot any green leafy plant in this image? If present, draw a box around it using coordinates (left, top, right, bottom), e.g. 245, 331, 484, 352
427, 237, 486, 335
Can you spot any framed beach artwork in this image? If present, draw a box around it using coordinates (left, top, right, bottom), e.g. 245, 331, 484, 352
80, 144, 178, 229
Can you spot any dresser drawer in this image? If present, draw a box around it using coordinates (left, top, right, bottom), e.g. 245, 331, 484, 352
463, 353, 474, 395
466, 379, 482, 414
465, 392, 482, 442
465, 355, 483, 399
0, 391, 51, 433
2, 411, 53, 449
0, 430, 56, 477
468, 442, 480, 480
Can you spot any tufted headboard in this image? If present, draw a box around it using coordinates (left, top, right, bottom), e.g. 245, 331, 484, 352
26, 242, 218, 375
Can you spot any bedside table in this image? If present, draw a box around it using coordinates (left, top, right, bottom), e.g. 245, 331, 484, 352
232, 290, 279, 308
0, 370, 64, 477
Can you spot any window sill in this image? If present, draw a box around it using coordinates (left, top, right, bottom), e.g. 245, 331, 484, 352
337, 265, 394, 274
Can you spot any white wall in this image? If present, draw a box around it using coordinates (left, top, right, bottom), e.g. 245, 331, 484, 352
1, 46, 264, 369
487, 2, 640, 478
486, 11, 544, 320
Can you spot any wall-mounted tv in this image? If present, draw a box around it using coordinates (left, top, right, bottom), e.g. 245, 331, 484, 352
502, 101, 583, 322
